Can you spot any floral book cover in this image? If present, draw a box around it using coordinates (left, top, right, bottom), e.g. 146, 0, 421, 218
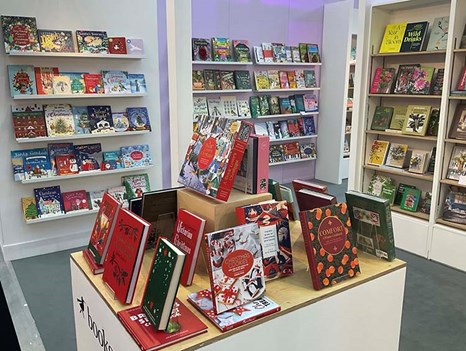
299, 203, 361, 290
236, 201, 293, 280
118, 299, 207, 351
188, 289, 280, 332
177, 115, 253, 201
370, 67, 395, 94
1, 15, 40, 53
393, 64, 419, 94
408, 66, 435, 95
102, 208, 151, 304
204, 223, 265, 314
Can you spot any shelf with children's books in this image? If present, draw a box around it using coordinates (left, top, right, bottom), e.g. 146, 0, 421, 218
363, 164, 434, 181
26, 208, 99, 225
8, 51, 146, 59
192, 89, 253, 95
371, 50, 447, 58
12, 93, 147, 100
365, 130, 438, 141
269, 134, 318, 143
368, 93, 442, 99
254, 62, 322, 67
391, 205, 430, 221
192, 61, 253, 66
269, 157, 316, 166
15, 130, 151, 144
254, 87, 320, 93
20, 165, 154, 184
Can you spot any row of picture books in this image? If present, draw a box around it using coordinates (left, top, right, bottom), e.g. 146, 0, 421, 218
366, 174, 430, 214
379, 17, 449, 53
193, 94, 319, 121
254, 115, 316, 139
8, 65, 147, 97
192, 37, 320, 63
254, 69, 317, 90
370, 105, 439, 137
1, 15, 144, 55
11, 143, 152, 181
269, 142, 317, 163
367, 140, 434, 175
12, 103, 151, 139
21, 173, 149, 221
370, 65, 443, 96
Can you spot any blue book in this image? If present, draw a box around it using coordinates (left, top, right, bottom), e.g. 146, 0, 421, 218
102, 151, 123, 170
127, 107, 151, 131
128, 73, 147, 93
33, 185, 64, 217
87, 105, 114, 134
48, 143, 75, 175
72, 106, 91, 134
74, 143, 102, 172
8, 65, 37, 97
102, 70, 130, 94
23, 148, 52, 180
120, 144, 152, 168
11, 149, 33, 181
301, 116, 316, 135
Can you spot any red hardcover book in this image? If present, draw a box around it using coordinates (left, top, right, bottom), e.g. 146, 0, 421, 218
108, 37, 127, 54
11, 103, 47, 138
296, 188, 337, 212
82, 248, 104, 274
34, 67, 59, 95
370, 67, 396, 94
87, 192, 122, 266
299, 203, 361, 290
291, 179, 328, 194
171, 209, 206, 286
279, 71, 289, 89
255, 134, 269, 194
457, 66, 466, 91
102, 208, 151, 304
62, 190, 89, 213
55, 154, 79, 175
83, 73, 104, 94
117, 299, 207, 351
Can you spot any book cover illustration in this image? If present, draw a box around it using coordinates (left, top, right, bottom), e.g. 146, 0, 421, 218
129, 73, 147, 93
303, 94, 319, 112
187, 290, 280, 332
88, 105, 115, 134
102, 151, 123, 170
287, 71, 297, 88
345, 190, 396, 261
11, 149, 27, 181
55, 154, 79, 175
385, 143, 410, 168
8, 65, 37, 96
74, 143, 102, 172
295, 70, 306, 88
287, 119, 300, 137
207, 98, 224, 117
367, 140, 390, 166
307, 43, 320, 63
400, 22, 429, 52
108, 186, 129, 208
62, 190, 89, 213
299, 203, 361, 290
236, 100, 251, 118
379, 22, 408, 53
193, 97, 208, 122
48, 142, 74, 175
402, 105, 431, 136
279, 71, 290, 89
205, 223, 265, 314
367, 174, 394, 197
447, 146, 466, 180
142, 238, 185, 330
267, 70, 280, 90
34, 67, 58, 95
393, 64, 419, 94
234, 71, 251, 90
272, 43, 286, 63
409, 66, 434, 95
371, 106, 394, 131
220, 71, 236, 90
76, 30, 108, 54
388, 105, 408, 131
233, 40, 251, 62
22, 197, 38, 221
203, 70, 218, 90
127, 107, 151, 131
448, 104, 466, 140
34, 185, 64, 217
102, 70, 131, 94
126, 38, 144, 55
431, 69, 444, 96
192, 70, 205, 90
408, 150, 429, 174
89, 190, 105, 210
400, 188, 421, 212
301, 143, 317, 159
394, 183, 417, 206
178, 116, 253, 201
249, 96, 260, 117
258, 95, 270, 116
370, 67, 396, 94
108, 37, 127, 54
212, 37, 231, 61
1, 15, 40, 53
254, 71, 270, 90
253, 46, 264, 63
52, 75, 72, 95
192, 37, 212, 61
426, 16, 449, 51
236, 201, 293, 280
121, 144, 152, 168
38, 29, 74, 52
44, 104, 75, 136
443, 190, 466, 224
283, 142, 301, 160
220, 96, 238, 117
11, 103, 47, 139
61, 72, 86, 94
112, 112, 130, 132
269, 144, 285, 163
16, 148, 53, 180
83, 73, 104, 94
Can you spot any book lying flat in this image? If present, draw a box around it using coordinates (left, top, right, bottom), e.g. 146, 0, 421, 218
295, 188, 337, 212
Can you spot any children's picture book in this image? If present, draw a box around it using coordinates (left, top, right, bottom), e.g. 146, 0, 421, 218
62, 190, 89, 213
447, 146, 466, 180
44, 104, 75, 136
367, 140, 390, 166
385, 143, 410, 168
400, 188, 421, 212
192, 37, 212, 61
299, 203, 360, 290
61, 72, 87, 94
203, 70, 218, 90
123, 174, 151, 201
108, 186, 129, 208
34, 185, 64, 217
102, 70, 130, 94
1, 16, 40, 53
303, 94, 319, 112
121, 144, 152, 168
48, 142, 74, 175
279, 71, 290, 89
204, 223, 265, 314
307, 43, 320, 63
55, 153, 79, 175
8, 65, 37, 96
233, 71, 251, 90
38, 30, 74, 52
371, 106, 394, 131
232, 40, 251, 62
402, 105, 431, 136
126, 38, 144, 55
370, 67, 396, 94
128, 73, 147, 93
193, 96, 208, 122
379, 22, 408, 53
400, 22, 429, 52
83, 73, 104, 94
345, 191, 396, 261
22, 148, 54, 180
112, 112, 130, 132
426, 16, 449, 51
102, 151, 123, 170
11, 103, 47, 139
76, 30, 108, 54
74, 143, 102, 172
127, 107, 151, 131
178, 116, 253, 201
301, 143, 317, 159
87, 105, 114, 134
287, 71, 297, 89
11, 149, 28, 181
89, 190, 106, 210
52, 75, 72, 95
34, 67, 59, 95
188, 290, 280, 332
108, 37, 127, 54
22, 197, 38, 221
212, 37, 231, 61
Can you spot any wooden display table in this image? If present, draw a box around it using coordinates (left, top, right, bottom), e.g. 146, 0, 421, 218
71, 221, 406, 351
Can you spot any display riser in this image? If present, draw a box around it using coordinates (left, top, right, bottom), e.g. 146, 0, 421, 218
392, 212, 429, 258
430, 224, 466, 272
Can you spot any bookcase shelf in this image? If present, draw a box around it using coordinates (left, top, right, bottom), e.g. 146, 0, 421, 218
436, 218, 466, 231
12, 93, 147, 100
254, 87, 320, 93
368, 94, 442, 99
25, 209, 98, 225
254, 62, 322, 66
8, 51, 146, 59
391, 205, 430, 221
363, 164, 434, 181
365, 130, 438, 141
269, 135, 318, 143
244, 112, 319, 120
439, 178, 466, 188
449, 95, 466, 100
269, 157, 316, 166
16, 130, 151, 144
191, 61, 252, 66
445, 138, 466, 145
453, 48, 466, 53
192, 89, 253, 95
20, 165, 154, 184
371, 50, 446, 57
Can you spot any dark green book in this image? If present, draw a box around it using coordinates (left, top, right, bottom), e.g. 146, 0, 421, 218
380, 183, 396, 205
304, 70, 316, 88
345, 190, 396, 261
427, 147, 436, 173
400, 21, 429, 52
279, 97, 292, 114
295, 94, 305, 112
141, 238, 185, 330
232, 40, 251, 62
426, 108, 440, 136
268, 179, 283, 201
249, 96, 260, 117
268, 96, 280, 115
371, 106, 394, 130
400, 188, 421, 212
203, 70, 217, 90
394, 183, 417, 206
289, 95, 297, 113
234, 71, 252, 89
258, 95, 270, 116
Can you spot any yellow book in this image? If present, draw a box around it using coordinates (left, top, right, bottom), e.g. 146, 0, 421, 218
22, 197, 38, 221
379, 22, 408, 53
367, 140, 390, 166
254, 71, 270, 90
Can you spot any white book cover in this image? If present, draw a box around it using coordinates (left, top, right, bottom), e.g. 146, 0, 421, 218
207, 98, 225, 117
237, 100, 251, 118
220, 96, 238, 117
193, 96, 209, 122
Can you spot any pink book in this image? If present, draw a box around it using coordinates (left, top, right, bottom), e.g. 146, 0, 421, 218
255, 134, 269, 194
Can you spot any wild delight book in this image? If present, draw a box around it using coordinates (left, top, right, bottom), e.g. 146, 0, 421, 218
178, 115, 253, 201
299, 203, 361, 290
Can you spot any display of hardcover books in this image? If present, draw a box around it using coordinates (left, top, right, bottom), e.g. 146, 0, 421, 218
129, 73, 147, 93
402, 105, 431, 136
127, 107, 151, 131
11, 103, 47, 139
370, 67, 396, 94
188, 289, 280, 332
108, 37, 127, 54
367, 140, 390, 166
448, 104, 466, 140
102, 70, 131, 94
442, 190, 466, 224
34, 185, 64, 217
385, 143, 410, 169
379, 22, 407, 53
1, 15, 40, 53
400, 22, 429, 52
426, 16, 449, 51
192, 37, 212, 61
446, 146, 466, 180
76, 30, 108, 54
8, 65, 37, 96
38, 29, 74, 52
371, 106, 394, 131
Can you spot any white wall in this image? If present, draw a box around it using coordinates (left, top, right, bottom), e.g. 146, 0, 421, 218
0, 0, 162, 260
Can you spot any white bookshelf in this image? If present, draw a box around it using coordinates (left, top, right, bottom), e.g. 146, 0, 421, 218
192, 89, 252, 94
8, 51, 145, 59
254, 87, 320, 93
12, 93, 146, 100
16, 130, 150, 144
26, 209, 98, 225
269, 157, 316, 166
269, 135, 318, 143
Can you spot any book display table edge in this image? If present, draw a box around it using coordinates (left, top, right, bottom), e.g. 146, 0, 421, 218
70, 221, 407, 351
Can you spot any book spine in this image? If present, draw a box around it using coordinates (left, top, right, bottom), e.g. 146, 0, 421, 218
384, 202, 396, 261
99, 204, 122, 265
251, 136, 258, 194
458, 67, 466, 91
370, 68, 382, 94
256, 135, 269, 194
216, 121, 253, 201
235, 207, 247, 225
203, 236, 219, 313
298, 212, 321, 290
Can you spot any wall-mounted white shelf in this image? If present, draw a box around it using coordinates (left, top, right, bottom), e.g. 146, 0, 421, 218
192, 89, 253, 94
269, 157, 316, 166
21, 165, 154, 184
192, 61, 252, 65
371, 50, 446, 57
365, 130, 438, 141
25, 208, 99, 225
363, 164, 434, 181
254, 62, 322, 66
368, 94, 442, 99
246, 112, 319, 120
254, 87, 320, 93
13, 93, 147, 100
269, 134, 318, 143
16, 130, 151, 144
8, 51, 145, 59
445, 138, 466, 145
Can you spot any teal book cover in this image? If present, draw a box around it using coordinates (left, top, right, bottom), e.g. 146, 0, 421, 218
8, 65, 37, 97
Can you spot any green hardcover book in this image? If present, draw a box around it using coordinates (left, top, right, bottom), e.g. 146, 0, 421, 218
345, 190, 396, 261
380, 183, 396, 206
394, 183, 417, 206
304, 70, 317, 88
121, 173, 151, 200
258, 95, 271, 116
371, 106, 394, 131
268, 179, 283, 201
268, 96, 281, 115
399, 188, 421, 212
232, 39, 251, 62
289, 95, 297, 113
367, 174, 394, 197
426, 108, 440, 136
294, 94, 305, 112
298, 43, 309, 62
203, 70, 217, 90
249, 96, 261, 117
388, 105, 408, 131
141, 238, 186, 330
234, 71, 252, 90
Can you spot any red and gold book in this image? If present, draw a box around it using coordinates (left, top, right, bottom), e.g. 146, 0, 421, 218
82, 249, 104, 274
102, 208, 151, 304
34, 67, 59, 95
287, 71, 297, 89
83, 73, 104, 94
299, 203, 361, 290
55, 154, 79, 175
118, 299, 207, 351
108, 37, 127, 54
62, 190, 89, 213
291, 179, 328, 194
171, 209, 206, 286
